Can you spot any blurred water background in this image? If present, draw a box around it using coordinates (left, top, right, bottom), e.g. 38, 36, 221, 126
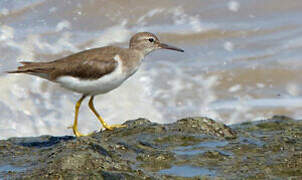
0, 0, 302, 139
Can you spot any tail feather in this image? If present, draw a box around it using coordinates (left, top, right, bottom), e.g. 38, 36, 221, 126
6, 70, 24, 73
20, 61, 34, 65
7, 61, 53, 75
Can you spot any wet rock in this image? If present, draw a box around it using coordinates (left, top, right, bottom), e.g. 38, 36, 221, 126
172, 117, 236, 139
0, 116, 301, 179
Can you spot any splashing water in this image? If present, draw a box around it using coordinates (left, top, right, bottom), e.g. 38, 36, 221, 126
1, 0, 302, 139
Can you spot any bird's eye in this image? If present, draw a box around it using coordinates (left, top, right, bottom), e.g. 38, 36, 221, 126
148, 38, 154, 42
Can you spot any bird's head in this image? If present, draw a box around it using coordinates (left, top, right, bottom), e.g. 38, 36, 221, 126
129, 32, 184, 56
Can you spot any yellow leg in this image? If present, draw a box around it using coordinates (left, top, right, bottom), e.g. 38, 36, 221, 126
68, 95, 89, 137
88, 96, 126, 130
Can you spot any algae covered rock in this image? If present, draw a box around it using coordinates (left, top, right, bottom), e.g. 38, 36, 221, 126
0, 116, 301, 179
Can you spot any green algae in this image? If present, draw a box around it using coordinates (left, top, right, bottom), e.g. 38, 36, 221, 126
0, 116, 301, 179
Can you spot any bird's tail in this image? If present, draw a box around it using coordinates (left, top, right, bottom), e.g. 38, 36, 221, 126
6, 61, 50, 74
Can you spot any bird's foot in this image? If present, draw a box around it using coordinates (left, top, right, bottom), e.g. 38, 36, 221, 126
103, 123, 126, 131
67, 125, 94, 137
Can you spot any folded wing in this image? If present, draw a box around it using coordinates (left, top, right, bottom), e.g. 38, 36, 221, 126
7, 47, 119, 81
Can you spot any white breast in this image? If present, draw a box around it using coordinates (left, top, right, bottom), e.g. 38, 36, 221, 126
56, 55, 128, 95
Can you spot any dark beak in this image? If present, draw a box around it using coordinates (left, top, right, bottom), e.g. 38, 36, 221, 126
159, 43, 184, 52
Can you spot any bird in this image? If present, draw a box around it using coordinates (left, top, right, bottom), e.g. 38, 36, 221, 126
7, 32, 184, 137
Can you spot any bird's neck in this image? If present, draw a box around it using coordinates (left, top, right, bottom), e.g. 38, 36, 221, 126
129, 46, 153, 57
120, 48, 144, 78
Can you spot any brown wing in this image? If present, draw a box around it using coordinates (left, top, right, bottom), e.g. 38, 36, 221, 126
49, 56, 117, 80
8, 46, 122, 81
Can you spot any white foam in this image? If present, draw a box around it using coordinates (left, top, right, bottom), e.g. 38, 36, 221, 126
48, 7, 57, 13
229, 84, 241, 92
171, 7, 215, 33
212, 97, 302, 109
256, 83, 265, 88
0, 8, 9, 16
0, 71, 163, 139
286, 83, 300, 96
3, 28, 79, 61
224, 41, 234, 51
91, 20, 130, 48
135, 6, 216, 34
137, 8, 164, 26
228, 1, 240, 12
0, 25, 14, 41
55, 20, 71, 32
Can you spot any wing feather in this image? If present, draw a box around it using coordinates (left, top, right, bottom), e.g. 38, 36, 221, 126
8, 46, 122, 80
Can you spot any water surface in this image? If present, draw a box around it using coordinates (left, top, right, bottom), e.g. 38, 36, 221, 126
0, 0, 302, 138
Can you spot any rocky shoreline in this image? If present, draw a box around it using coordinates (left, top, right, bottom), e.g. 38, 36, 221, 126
1, 116, 301, 179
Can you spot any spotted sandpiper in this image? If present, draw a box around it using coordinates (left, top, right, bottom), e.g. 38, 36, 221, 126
8, 32, 184, 137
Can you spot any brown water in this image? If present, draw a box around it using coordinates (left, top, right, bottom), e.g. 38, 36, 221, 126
0, 0, 302, 139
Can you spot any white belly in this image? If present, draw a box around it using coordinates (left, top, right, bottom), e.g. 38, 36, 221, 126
56, 55, 131, 95
56, 74, 126, 95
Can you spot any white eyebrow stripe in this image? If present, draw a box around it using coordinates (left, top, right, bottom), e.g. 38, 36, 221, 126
137, 36, 148, 41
